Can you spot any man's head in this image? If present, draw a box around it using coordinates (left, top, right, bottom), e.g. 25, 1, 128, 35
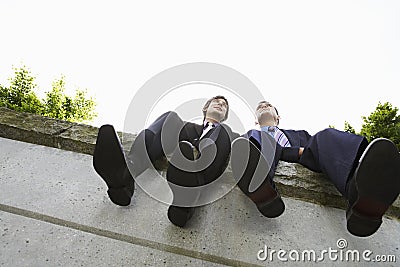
255, 100, 280, 126
202, 95, 229, 123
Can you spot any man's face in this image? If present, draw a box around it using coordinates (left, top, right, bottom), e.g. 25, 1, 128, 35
205, 98, 228, 122
255, 101, 279, 124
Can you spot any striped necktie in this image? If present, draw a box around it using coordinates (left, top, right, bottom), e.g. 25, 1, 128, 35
262, 126, 291, 147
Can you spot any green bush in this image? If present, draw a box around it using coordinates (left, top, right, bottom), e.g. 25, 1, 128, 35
0, 66, 97, 123
337, 102, 399, 150
360, 102, 400, 150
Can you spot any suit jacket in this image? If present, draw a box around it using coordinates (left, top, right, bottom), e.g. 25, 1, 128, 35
281, 129, 311, 147
183, 122, 238, 184
243, 127, 368, 194
279, 129, 311, 162
242, 128, 311, 163
180, 121, 238, 148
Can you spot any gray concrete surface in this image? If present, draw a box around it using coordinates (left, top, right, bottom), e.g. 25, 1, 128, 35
0, 211, 225, 267
0, 137, 399, 266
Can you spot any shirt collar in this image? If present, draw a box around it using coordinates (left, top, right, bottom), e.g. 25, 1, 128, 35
203, 120, 220, 128
261, 125, 277, 132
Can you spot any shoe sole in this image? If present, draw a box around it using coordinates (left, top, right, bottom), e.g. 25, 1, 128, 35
257, 195, 285, 218
167, 206, 194, 227
347, 138, 400, 237
93, 125, 133, 206
231, 137, 285, 218
107, 185, 133, 206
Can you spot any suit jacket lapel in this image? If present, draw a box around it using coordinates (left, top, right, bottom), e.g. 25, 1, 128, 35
195, 124, 203, 138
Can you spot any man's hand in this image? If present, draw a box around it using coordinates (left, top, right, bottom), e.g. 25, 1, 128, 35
299, 147, 304, 158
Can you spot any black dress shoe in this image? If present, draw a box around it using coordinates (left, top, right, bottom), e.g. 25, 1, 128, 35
231, 137, 285, 218
167, 206, 195, 227
93, 125, 134, 206
346, 138, 400, 237
166, 141, 199, 227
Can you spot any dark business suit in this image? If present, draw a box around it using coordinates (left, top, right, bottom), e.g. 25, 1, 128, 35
243, 128, 368, 197
232, 122, 399, 235
127, 111, 236, 187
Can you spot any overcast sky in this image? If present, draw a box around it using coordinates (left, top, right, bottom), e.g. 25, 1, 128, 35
1, 0, 399, 135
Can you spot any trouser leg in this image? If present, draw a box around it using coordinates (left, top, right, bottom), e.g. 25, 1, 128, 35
126, 111, 185, 176
231, 131, 285, 218
236, 136, 281, 196
299, 128, 368, 196
93, 124, 135, 206
236, 130, 281, 194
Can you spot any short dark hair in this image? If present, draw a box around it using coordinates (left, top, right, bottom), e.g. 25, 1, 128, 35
202, 95, 229, 122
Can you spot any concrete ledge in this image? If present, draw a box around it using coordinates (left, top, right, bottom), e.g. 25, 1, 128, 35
1, 107, 399, 219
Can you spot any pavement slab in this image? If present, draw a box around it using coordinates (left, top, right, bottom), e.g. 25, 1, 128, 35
0, 137, 399, 266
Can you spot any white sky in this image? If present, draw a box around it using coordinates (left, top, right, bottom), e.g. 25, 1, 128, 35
1, 0, 399, 135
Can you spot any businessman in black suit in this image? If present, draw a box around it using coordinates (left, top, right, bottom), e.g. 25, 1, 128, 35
93, 95, 237, 227
231, 100, 400, 237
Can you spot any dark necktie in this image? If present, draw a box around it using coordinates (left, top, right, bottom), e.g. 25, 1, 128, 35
200, 122, 215, 139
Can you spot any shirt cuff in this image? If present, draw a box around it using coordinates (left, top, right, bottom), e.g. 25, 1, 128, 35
280, 147, 300, 163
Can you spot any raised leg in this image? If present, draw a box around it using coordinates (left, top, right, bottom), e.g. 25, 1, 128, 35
231, 136, 284, 218
93, 125, 134, 206
346, 138, 400, 237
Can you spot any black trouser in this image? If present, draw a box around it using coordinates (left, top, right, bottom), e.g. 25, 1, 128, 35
299, 128, 368, 196
241, 128, 368, 197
